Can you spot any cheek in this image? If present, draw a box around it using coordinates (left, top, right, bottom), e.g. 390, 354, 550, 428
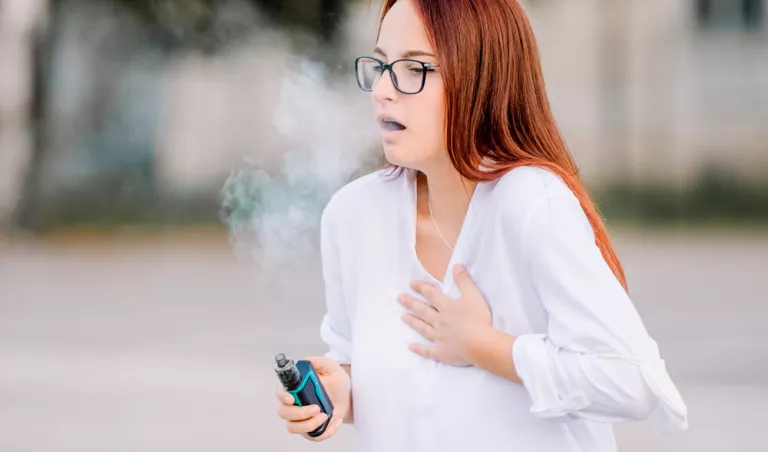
414, 88, 446, 147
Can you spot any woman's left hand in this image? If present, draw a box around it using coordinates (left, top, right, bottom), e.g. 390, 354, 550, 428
398, 264, 492, 366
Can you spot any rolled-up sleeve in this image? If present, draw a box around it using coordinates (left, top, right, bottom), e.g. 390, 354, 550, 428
511, 190, 688, 431
318, 200, 353, 365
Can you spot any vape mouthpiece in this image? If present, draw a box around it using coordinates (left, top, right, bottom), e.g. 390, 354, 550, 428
275, 353, 289, 368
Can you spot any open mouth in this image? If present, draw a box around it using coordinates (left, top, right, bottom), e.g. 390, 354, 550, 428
381, 119, 406, 131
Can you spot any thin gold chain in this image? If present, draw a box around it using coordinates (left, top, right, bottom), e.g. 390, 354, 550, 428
427, 193, 454, 252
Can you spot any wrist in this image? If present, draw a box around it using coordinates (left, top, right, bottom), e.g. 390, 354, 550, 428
465, 326, 521, 384
464, 325, 503, 366
340, 364, 354, 424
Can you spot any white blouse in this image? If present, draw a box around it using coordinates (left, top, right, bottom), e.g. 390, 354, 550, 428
318, 165, 688, 452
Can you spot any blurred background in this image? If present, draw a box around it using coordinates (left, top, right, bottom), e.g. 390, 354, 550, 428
0, 0, 766, 451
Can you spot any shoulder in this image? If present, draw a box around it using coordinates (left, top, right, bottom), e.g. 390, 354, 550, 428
494, 165, 574, 202
491, 165, 584, 237
493, 165, 578, 215
321, 168, 401, 233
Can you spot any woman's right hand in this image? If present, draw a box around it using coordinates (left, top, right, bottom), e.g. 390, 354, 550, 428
275, 356, 351, 442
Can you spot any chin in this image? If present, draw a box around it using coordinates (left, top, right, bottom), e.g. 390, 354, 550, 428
383, 144, 419, 169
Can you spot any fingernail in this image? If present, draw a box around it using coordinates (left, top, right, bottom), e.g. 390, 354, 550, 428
312, 405, 321, 413
397, 295, 405, 304
454, 264, 465, 273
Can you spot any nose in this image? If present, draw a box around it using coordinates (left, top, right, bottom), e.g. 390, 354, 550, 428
372, 68, 398, 104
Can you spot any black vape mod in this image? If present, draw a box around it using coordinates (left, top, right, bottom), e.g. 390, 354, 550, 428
274, 353, 334, 437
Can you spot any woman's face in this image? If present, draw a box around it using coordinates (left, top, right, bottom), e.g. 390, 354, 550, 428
372, 0, 446, 172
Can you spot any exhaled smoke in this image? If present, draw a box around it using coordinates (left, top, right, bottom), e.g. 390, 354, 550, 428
220, 57, 379, 271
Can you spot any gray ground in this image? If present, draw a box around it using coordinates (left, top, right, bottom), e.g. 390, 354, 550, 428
1, 228, 766, 452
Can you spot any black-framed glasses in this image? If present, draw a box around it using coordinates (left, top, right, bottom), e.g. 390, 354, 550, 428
355, 56, 438, 95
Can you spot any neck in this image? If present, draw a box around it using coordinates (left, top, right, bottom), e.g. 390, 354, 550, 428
415, 161, 478, 241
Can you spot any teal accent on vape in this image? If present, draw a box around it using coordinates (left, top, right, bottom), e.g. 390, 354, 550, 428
287, 368, 328, 408
291, 389, 302, 406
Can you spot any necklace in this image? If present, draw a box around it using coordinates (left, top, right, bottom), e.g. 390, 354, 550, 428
427, 193, 454, 252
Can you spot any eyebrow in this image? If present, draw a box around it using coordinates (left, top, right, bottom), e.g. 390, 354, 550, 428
374, 47, 436, 59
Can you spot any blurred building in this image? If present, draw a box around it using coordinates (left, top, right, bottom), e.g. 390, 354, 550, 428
0, 0, 766, 228
0, 0, 368, 228
0, 0, 47, 225
524, 0, 767, 186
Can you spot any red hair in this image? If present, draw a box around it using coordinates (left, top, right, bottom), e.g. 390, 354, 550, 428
377, 0, 627, 291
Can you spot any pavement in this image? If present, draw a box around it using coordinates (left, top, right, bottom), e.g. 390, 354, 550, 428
1, 227, 767, 452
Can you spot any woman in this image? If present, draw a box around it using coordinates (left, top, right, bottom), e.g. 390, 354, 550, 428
275, 0, 688, 450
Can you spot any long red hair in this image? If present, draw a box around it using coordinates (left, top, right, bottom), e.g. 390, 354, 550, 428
376, 0, 627, 291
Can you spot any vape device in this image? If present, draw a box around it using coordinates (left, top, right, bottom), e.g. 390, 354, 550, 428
274, 353, 334, 437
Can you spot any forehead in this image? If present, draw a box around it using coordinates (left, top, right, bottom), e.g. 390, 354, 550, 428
377, 0, 434, 58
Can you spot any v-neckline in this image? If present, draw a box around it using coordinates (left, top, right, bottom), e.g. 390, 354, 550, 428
404, 169, 487, 292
